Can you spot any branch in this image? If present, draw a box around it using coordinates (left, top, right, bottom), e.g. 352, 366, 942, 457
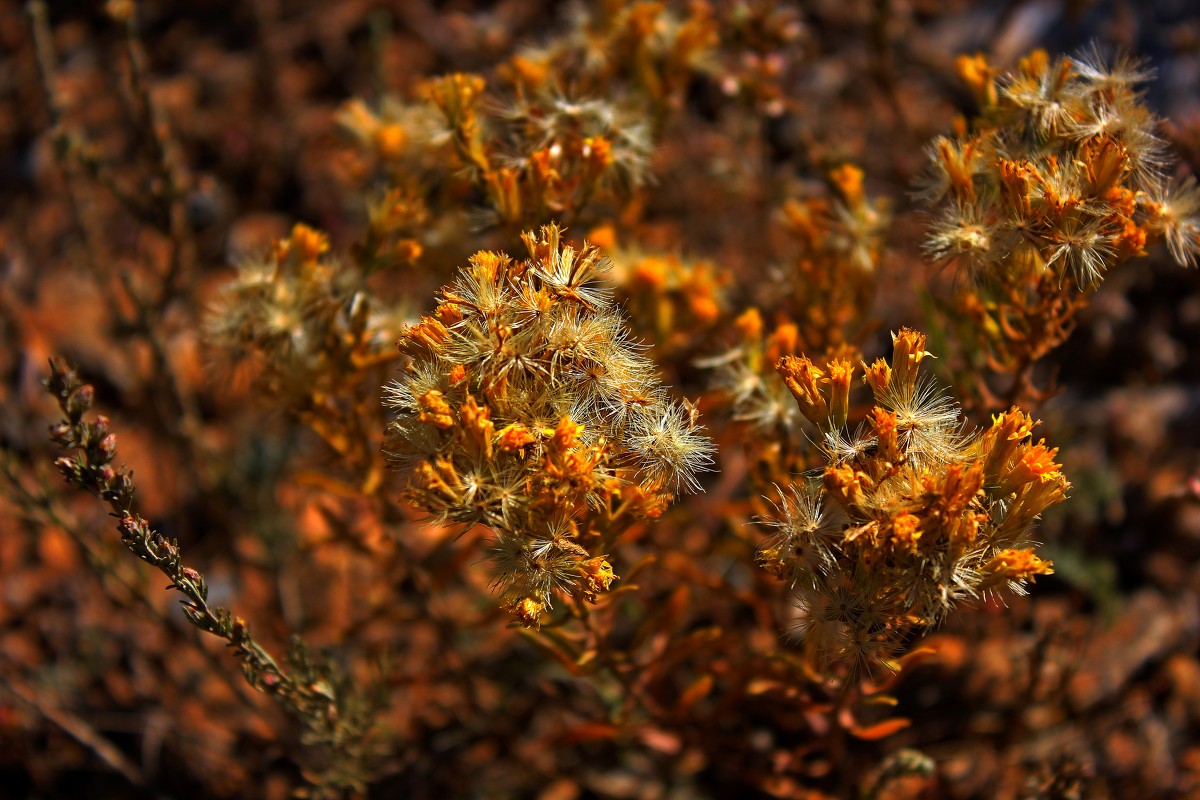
45, 357, 377, 797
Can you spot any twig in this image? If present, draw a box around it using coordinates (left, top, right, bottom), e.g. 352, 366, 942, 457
1, 451, 260, 710
26, 1, 107, 279
0, 668, 146, 789
46, 358, 378, 796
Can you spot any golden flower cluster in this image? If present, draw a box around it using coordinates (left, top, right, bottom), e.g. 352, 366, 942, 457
602, 235, 728, 372
384, 224, 712, 625
757, 329, 1066, 673
920, 47, 1200, 408
924, 47, 1199, 288
704, 166, 884, 482
208, 223, 409, 396
335, 2, 721, 249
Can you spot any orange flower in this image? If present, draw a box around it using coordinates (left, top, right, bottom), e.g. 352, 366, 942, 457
862, 356, 891, 398
509, 596, 547, 628
496, 423, 536, 453
459, 395, 494, 459
889, 512, 923, 554
980, 407, 1036, 483
764, 322, 800, 363
982, 547, 1054, 585
581, 136, 614, 172
373, 124, 407, 160
393, 238, 423, 263
633, 257, 670, 291
416, 390, 454, 430
579, 557, 617, 601
734, 307, 763, 342
955, 52, 997, 108
824, 463, 870, 512
1000, 440, 1063, 494
825, 358, 855, 429
830, 163, 865, 207
777, 355, 829, 428
405, 316, 449, 351
689, 295, 720, 325
889, 328, 931, 393
289, 223, 330, 265
548, 416, 584, 451
869, 408, 900, 466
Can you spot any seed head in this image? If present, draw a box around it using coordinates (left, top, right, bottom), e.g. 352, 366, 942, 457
385, 224, 714, 624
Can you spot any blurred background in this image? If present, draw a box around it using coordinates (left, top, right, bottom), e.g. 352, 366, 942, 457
3, 1, 1200, 798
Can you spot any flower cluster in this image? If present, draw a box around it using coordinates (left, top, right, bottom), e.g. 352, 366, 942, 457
605, 238, 727, 369
336, 2, 722, 243
207, 223, 410, 398
771, 164, 887, 345
757, 329, 1066, 673
920, 47, 1200, 408
339, 72, 655, 237
924, 47, 1199, 288
384, 224, 713, 625
428, 74, 654, 230
505, 2, 718, 113
705, 166, 884, 482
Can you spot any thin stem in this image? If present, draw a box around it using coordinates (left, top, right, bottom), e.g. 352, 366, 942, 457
45, 359, 377, 794
827, 674, 856, 787
2, 455, 259, 709
570, 596, 665, 722
0, 669, 146, 789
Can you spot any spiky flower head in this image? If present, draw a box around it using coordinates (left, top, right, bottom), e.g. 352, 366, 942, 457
757, 330, 1066, 674
207, 223, 410, 397
385, 224, 713, 625
922, 46, 1200, 290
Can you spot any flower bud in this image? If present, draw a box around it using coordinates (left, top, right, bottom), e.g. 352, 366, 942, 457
67, 385, 94, 419
48, 422, 72, 445
580, 557, 617, 601
117, 513, 140, 543
53, 456, 76, 481
509, 596, 546, 628
96, 434, 118, 464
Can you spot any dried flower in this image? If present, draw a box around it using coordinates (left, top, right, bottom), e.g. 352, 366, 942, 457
385, 224, 713, 624
755, 330, 1068, 674
923, 46, 1198, 289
